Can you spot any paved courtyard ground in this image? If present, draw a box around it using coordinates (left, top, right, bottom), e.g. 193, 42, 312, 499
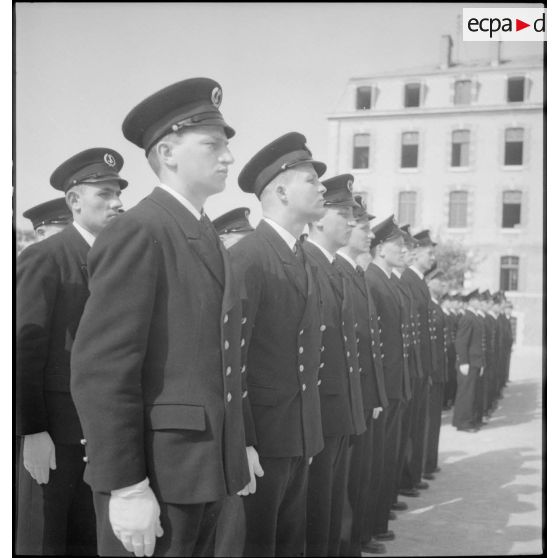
364, 347, 544, 556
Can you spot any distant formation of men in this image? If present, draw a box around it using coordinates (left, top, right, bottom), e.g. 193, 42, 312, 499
16, 76, 515, 557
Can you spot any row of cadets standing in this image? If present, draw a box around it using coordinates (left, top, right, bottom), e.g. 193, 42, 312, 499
16, 149, 127, 555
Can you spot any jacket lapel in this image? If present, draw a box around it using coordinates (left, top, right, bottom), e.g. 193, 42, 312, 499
149, 187, 224, 288
304, 242, 342, 299
258, 221, 307, 299
64, 225, 91, 281
335, 256, 367, 298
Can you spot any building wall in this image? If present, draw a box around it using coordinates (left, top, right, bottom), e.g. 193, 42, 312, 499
327, 59, 543, 347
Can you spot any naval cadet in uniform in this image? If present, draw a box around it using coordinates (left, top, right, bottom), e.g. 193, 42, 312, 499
335, 194, 389, 556
303, 174, 365, 557
70, 78, 253, 557
22, 197, 73, 242
16, 148, 127, 555
231, 132, 327, 557
213, 207, 255, 249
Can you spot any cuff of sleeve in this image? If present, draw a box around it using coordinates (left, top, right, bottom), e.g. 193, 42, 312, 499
111, 477, 149, 497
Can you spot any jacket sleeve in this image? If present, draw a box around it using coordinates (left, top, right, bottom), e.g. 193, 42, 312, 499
70, 217, 159, 492
454, 313, 473, 366
16, 244, 58, 436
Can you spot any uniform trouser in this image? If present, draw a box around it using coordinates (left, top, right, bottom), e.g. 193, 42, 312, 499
424, 382, 444, 474
444, 353, 457, 407
400, 378, 429, 489
372, 400, 402, 536
474, 369, 486, 424
215, 495, 245, 557
452, 366, 480, 429
394, 394, 413, 502
94, 491, 222, 557
340, 409, 382, 556
243, 455, 309, 557
482, 365, 493, 415
306, 435, 350, 557
16, 442, 97, 556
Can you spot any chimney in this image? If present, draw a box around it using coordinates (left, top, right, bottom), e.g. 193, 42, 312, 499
439, 34, 453, 69
490, 41, 502, 67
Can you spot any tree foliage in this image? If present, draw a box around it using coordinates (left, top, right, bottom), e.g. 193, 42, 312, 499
434, 240, 480, 290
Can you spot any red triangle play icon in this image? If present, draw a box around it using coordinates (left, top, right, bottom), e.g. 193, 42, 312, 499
516, 18, 530, 31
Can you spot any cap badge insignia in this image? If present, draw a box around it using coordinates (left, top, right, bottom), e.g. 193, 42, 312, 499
347, 179, 353, 192
104, 153, 116, 167
211, 87, 222, 107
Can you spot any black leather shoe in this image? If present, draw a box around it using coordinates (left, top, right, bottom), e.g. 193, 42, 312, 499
374, 530, 395, 542
388, 510, 397, 520
399, 487, 420, 497
391, 501, 408, 511
423, 472, 436, 480
415, 480, 429, 490
361, 540, 387, 554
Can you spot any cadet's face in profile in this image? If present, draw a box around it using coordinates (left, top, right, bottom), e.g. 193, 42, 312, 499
383, 236, 404, 267
349, 220, 371, 254
286, 164, 326, 222
173, 126, 234, 197
69, 181, 123, 236
320, 206, 355, 249
414, 246, 436, 272
35, 223, 68, 241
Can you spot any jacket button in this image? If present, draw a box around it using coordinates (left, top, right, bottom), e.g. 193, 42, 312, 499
349, 367, 353, 373
223, 313, 229, 324
320, 324, 326, 332
241, 317, 247, 325
344, 335, 348, 342
82, 456, 89, 463
224, 340, 230, 350
299, 364, 304, 372
242, 390, 248, 399
354, 323, 358, 328
302, 384, 307, 391
241, 365, 246, 374
299, 346, 304, 354
226, 366, 232, 376
317, 379, 322, 386
321, 346, 325, 352
299, 329, 304, 336
240, 338, 245, 347
320, 362, 325, 369
359, 367, 363, 373
227, 393, 232, 402
80, 438, 87, 445
346, 351, 350, 357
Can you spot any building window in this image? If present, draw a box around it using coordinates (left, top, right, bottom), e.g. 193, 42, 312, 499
448, 191, 468, 228
398, 191, 417, 226
500, 256, 519, 291
504, 128, 524, 166
404, 83, 421, 107
507, 76, 525, 102
502, 190, 522, 228
454, 80, 472, 105
353, 133, 370, 169
451, 130, 470, 167
356, 86, 372, 110
401, 132, 419, 168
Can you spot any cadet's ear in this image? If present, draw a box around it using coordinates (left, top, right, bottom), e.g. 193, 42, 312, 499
66, 187, 80, 213
156, 140, 176, 168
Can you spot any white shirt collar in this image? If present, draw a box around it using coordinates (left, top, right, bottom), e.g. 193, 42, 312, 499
409, 265, 424, 280
374, 262, 392, 279
306, 238, 335, 263
392, 268, 402, 278
72, 221, 95, 247
336, 251, 358, 269
263, 218, 297, 251
442, 307, 450, 315
431, 296, 438, 304
488, 311, 498, 318
158, 183, 202, 221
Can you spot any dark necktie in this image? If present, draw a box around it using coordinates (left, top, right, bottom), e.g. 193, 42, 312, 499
293, 240, 305, 266
356, 265, 365, 277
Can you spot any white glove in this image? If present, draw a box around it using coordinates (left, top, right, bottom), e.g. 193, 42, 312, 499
459, 364, 470, 376
109, 478, 164, 557
372, 407, 383, 420
237, 446, 264, 496
23, 431, 56, 485
479, 367, 484, 377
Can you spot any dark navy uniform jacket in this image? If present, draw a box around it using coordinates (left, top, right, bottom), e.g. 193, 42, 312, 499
401, 267, 433, 377
16, 225, 90, 445
429, 300, 448, 383
454, 309, 486, 369
71, 187, 250, 503
365, 263, 409, 401
303, 243, 366, 437
334, 255, 388, 411
230, 220, 324, 458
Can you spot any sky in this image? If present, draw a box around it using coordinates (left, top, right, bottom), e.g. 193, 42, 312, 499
14, 2, 544, 229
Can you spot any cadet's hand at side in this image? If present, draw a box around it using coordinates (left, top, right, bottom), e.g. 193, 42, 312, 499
237, 446, 264, 496
109, 478, 163, 557
372, 407, 383, 420
459, 364, 470, 376
23, 431, 56, 485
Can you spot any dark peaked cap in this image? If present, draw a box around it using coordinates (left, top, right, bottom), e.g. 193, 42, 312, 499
50, 148, 128, 192
353, 194, 375, 221
238, 132, 326, 198
413, 229, 437, 247
462, 289, 481, 302
399, 224, 418, 247
213, 207, 254, 236
370, 214, 403, 248
322, 174, 358, 208
122, 78, 235, 153
23, 198, 72, 229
